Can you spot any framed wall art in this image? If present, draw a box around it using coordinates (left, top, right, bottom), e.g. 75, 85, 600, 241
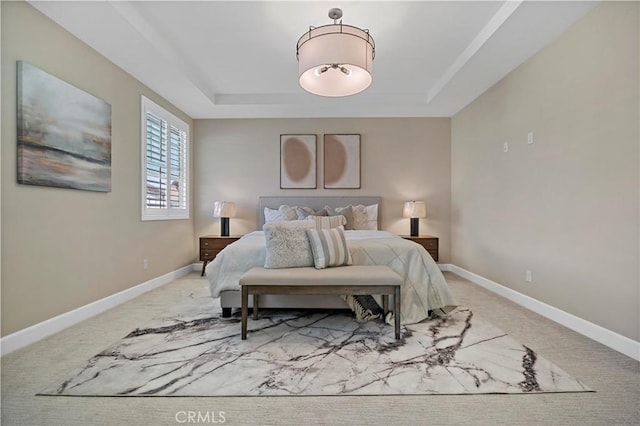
324, 134, 361, 189
280, 134, 317, 189
17, 61, 112, 192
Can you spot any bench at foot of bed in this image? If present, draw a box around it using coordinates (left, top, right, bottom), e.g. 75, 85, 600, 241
238, 265, 402, 340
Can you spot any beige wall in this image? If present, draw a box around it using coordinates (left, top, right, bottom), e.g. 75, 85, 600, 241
451, 2, 639, 341
1, 2, 194, 336
3, 0, 635, 348
194, 118, 451, 261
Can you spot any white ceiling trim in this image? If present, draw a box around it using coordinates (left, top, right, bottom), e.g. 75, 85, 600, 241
25, 0, 597, 119
427, 0, 523, 104
109, 1, 218, 106
214, 92, 429, 106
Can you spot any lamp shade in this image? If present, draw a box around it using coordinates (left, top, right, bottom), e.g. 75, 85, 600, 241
297, 11, 375, 97
213, 201, 236, 218
403, 201, 426, 218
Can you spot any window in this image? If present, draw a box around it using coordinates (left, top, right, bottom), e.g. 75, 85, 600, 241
141, 96, 189, 220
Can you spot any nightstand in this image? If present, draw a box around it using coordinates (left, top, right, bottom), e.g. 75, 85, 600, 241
401, 235, 439, 261
200, 235, 241, 276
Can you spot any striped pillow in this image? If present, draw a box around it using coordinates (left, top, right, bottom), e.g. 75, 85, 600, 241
306, 214, 346, 229
306, 226, 352, 269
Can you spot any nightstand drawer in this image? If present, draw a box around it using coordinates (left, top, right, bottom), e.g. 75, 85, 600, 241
401, 235, 439, 262
413, 238, 437, 249
199, 235, 241, 276
426, 249, 439, 261
201, 238, 233, 250
200, 249, 221, 261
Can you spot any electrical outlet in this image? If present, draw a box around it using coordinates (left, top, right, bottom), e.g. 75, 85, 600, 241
503, 142, 509, 152
143, 259, 149, 270
527, 132, 534, 144
525, 269, 532, 282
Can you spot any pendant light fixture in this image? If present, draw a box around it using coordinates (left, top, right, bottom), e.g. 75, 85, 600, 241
296, 8, 375, 97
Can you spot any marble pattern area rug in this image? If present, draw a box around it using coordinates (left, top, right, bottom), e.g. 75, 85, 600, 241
39, 287, 592, 397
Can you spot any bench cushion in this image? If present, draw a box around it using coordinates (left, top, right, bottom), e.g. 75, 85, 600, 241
239, 265, 402, 287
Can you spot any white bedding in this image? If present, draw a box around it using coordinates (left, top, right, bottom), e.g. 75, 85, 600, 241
205, 230, 457, 324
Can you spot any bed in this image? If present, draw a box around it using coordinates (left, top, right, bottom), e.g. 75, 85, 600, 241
205, 196, 457, 324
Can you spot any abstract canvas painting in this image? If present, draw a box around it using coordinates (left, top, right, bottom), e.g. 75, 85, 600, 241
17, 61, 112, 192
280, 134, 316, 189
324, 134, 360, 189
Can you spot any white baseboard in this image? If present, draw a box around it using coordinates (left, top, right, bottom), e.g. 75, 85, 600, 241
447, 264, 640, 362
438, 263, 453, 272
4, 262, 637, 362
0, 264, 194, 357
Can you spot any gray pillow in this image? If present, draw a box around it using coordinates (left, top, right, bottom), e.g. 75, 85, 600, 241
325, 205, 355, 230
295, 206, 328, 219
263, 220, 315, 268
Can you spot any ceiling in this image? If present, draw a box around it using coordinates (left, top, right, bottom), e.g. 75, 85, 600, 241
29, 1, 598, 119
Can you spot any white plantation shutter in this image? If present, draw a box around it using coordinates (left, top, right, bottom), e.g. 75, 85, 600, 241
169, 125, 187, 209
145, 112, 167, 209
141, 96, 189, 220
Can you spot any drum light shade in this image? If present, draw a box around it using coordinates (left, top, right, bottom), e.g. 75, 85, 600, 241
297, 9, 375, 97
213, 201, 236, 218
403, 201, 426, 219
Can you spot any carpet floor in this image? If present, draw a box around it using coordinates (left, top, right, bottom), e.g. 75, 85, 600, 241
2, 272, 638, 425
39, 285, 590, 397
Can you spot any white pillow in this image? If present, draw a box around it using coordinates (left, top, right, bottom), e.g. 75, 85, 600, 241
263, 205, 298, 223
352, 204, 378, 230
263, 220, 315, 268
306, 226, 352, 269
264, 207, 283, 223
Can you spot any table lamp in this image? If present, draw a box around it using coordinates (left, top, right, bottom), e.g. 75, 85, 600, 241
213, 201, 236, 237
403, 201, 426, 237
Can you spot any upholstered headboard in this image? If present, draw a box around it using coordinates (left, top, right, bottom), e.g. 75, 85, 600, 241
257, 196, 382, 229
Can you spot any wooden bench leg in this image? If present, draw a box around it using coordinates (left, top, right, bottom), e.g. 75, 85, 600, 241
239, 283, 401, 340
394, 286, 401, 340
253, 294, 259, 320
241, 285, 248, 340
